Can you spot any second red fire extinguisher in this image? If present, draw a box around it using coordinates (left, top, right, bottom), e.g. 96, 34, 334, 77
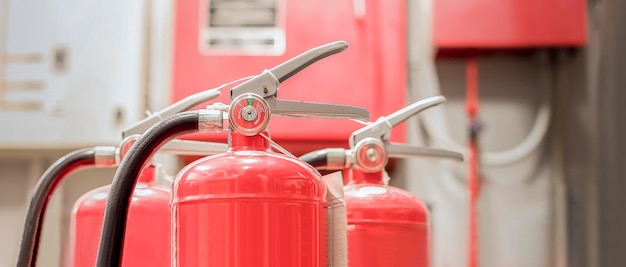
300, 96, 464, 267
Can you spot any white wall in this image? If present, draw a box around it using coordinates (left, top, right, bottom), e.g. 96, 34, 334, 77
0, 0, 174, 266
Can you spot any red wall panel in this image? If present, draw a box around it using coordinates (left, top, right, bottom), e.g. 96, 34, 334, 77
172, 0, 407, 154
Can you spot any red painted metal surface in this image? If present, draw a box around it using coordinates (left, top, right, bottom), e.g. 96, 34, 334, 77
466, 56, 480, 267
434, 0, 587, 48
172, 132, 328, 266
69, 166, 170, 267
343, 169, 429, 267
172, 0, 407, 154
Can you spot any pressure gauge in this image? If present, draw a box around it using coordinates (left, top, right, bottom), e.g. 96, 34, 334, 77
354, 138, 388, 173
229, 93, 271, 136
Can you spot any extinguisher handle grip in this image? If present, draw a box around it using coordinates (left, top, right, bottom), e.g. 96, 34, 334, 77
349, 95, 446, 147
123, 89, 221, 138
269, 40, 348, 83
386, 143, 464, 161
384, 95, 446, 130
230, 41, 349, 100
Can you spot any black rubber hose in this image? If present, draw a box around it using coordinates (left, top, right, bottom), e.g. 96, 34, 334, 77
300, 149, 329, 169
17, 148, 96, 267
96, 111, 200, 267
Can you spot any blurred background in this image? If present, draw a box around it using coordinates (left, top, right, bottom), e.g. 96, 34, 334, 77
0, 0, 624, 266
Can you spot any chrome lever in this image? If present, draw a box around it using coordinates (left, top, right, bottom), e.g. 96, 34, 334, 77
269, 41, 348, 83
385, 95, 446, 130
230, 41, 349, 100
350, 95, 446, 147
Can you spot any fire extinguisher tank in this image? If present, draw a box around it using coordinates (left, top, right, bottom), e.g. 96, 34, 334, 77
344, 169, 429, 267
69, 165, 171, 267
172, 132, 328, 267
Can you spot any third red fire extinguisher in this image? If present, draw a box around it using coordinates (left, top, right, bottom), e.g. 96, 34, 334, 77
14, 88, 227, 267
300, 96, 464, 267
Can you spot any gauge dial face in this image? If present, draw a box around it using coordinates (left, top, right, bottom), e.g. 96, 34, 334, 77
355, 138, 387, 172
229, 93, 270, 136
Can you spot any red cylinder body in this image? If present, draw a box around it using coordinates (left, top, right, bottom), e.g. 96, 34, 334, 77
69, 165, 171, 267
343, 169, 429, 267
172, 132, 328, 267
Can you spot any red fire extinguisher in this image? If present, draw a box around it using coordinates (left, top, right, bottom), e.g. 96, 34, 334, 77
69, 163, 169, 266
300, 96, 464, 267
69, 137, 228, 267
16, 90, 226, 267
68, 90, 230, 267
94, 41, 370, 267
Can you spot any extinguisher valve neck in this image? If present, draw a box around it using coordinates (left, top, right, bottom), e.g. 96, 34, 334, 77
229, 131, 271, 151
345, 168, 386, 185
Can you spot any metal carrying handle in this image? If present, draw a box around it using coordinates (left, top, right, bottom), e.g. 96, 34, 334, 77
120, 90, 226, 157
160, 139, 228, 156
267, 98, 370, 122
386, 143, 463, 161
120, 136, 227, 160
229, 41, 370, 123
123, 89, 221, 138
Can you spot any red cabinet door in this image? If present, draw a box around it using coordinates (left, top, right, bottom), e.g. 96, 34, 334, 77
434, 0, 587, 48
